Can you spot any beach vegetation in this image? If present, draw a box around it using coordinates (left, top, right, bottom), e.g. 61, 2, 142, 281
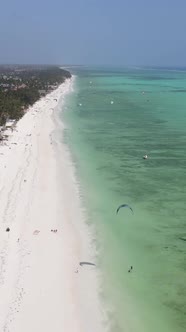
0, 65, 71, 126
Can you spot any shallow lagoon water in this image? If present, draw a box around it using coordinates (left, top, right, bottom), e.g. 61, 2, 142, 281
61, 68, 186, 332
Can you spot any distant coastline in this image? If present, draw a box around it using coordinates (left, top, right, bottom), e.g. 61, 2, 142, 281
0, 65, 71, 139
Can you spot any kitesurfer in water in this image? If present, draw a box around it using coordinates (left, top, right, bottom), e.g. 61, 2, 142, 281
128, 266, 133, 273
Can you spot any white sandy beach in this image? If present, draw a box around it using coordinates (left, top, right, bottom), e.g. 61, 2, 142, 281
0, 79, 104, 332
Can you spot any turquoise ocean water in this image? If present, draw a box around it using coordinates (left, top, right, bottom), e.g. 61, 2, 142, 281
61, 67, 186, 332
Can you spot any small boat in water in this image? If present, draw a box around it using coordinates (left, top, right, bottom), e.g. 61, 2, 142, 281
143, 154, 148, 159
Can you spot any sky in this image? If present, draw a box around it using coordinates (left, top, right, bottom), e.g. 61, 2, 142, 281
0, 0, 186, 66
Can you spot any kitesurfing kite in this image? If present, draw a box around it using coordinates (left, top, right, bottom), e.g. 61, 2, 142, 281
79, 262, 96, 267
116, 204, 133, 214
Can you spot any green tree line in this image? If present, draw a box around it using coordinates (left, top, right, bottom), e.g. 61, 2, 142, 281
0, 67, 71, 126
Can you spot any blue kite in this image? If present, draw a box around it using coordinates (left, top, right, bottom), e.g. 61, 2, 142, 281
116, 204, 133, 214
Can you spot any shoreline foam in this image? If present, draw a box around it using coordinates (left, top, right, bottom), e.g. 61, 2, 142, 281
0, 78, 105, 332
53, 76, 106, 332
